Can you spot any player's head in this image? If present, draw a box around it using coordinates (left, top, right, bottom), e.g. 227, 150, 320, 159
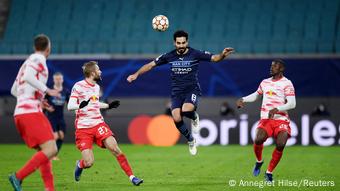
53, 72, 64, 86
34, 34, 51, 57
270, 59, 285, 76
82, 61, 102, 82
173, 30, 189, 55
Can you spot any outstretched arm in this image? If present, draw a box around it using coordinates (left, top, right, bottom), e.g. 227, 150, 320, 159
211, 47, 234, 62
236, 91, 261, 108
127, 61, 157, 83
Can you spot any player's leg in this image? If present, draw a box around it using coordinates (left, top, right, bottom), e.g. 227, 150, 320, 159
56, 120, 66, 153
74, 128, 95, 182
74, 149, 94, 182
55, 130, 64, 157
253, 127, 269, 177
39, 155, 54, 191
172, 108, 193, 142
11, 140, 57, 190
266, 131, 289, 182
102, 135, 143, 186
182, 92, 199, 134
10, 113, 56, 191
181, 103, 198, 155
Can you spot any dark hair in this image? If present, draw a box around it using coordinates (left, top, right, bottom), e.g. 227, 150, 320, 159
82, 61, 98, 78
173, 30, 188, 41
273, 59, 285, 66
34, 34, 50, 51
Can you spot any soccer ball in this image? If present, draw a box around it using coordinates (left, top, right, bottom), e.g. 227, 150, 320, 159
152, 15, 169, 32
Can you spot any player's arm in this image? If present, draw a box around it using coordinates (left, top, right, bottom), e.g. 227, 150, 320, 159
236, 91, 261, 108
211, 47, 234, 62
10, 80, 18, 97
127, 61, 157, 83
277, 96, 296, 111
67, 97, 91, 111
268, 96, 296, 118
99, 100, 120, 109
23, 65, 60, 97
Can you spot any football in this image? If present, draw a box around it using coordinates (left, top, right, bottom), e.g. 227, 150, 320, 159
152, 15, 169, 32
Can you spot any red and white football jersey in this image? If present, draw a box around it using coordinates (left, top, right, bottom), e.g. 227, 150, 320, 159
13, 53, 48, 116
257, 77, 295, 121
70, 80, 104, 129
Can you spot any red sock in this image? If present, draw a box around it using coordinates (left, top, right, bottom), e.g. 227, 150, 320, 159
78, 159, 86, 168
253, 144, 264, 162
116, 154, 133, 177
39, 160, 54, 191
267, 148, 283, 173
16, 151, 49, 180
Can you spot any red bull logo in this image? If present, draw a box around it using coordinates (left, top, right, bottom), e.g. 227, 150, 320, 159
265, 90, 277, 96
90, 95, 98, 101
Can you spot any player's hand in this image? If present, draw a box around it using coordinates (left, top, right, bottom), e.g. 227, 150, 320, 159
236, 98, 244, 108
46, 88, 61, 98
108, 100, 120, 109
268, 108, 279, 119
222, 47, 234, 57
42, 99, 55, 112
79, 99, 91, 109
127, 74, 138, 83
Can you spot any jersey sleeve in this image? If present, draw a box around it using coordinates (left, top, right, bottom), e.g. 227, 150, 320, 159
154, 53, 169, 66
257, 81, 264, 95
70, 84, 81, 100
284, 80, 295, 96
195, 50, 213, 61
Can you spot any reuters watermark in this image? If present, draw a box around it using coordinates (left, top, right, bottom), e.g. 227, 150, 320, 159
228, 179, 335, 188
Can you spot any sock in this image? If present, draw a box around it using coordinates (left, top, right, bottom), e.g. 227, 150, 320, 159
16, 151, 49, 180
181, 111, 197, 120
174, 121, 193, 142
129, 175, 135, 181
78, 159, 86, 169
39, 160, 54, 191
253, 144, 264, 162
267, 148, 283, 172
116, 154, 133, 177
56, 139, 63, 152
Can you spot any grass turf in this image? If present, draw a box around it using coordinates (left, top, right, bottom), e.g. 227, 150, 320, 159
0, 144, 339, 191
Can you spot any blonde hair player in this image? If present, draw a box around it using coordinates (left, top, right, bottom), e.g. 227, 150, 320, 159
68, 61, 143, 186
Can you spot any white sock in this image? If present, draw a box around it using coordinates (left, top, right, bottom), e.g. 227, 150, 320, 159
129, 175, 135, 181
266, 170, 272, 174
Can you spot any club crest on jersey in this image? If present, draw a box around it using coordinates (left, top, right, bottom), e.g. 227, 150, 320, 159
90, 95, 98, 101
265, 90, 277, 96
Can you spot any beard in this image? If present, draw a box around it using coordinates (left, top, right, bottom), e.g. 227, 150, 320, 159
177, 48, 186, 54
94, 75, 102, 82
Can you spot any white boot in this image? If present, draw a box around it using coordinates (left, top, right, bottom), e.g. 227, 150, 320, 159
188, 138, 197, 155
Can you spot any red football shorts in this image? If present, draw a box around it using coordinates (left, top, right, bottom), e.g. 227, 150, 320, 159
75, 123, 114, 151
257, 119, 291, 139
14, 112, 54, 148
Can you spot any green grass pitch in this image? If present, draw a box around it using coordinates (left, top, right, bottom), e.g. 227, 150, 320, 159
0, 144, 339, 191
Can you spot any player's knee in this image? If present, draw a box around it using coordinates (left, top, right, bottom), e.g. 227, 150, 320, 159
109, 145, 122, 156
276, 143, 286, 151
59, 132, 65, 140
172, 115, 182, 123
44, 144, 58, 158
84, 159, 94, 168
254, 136, 266, 145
